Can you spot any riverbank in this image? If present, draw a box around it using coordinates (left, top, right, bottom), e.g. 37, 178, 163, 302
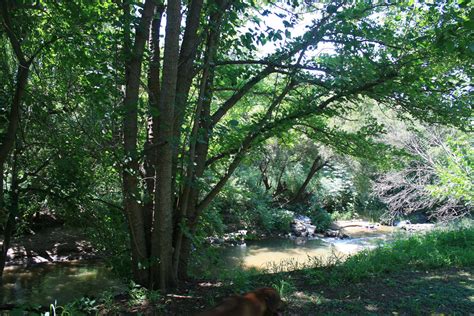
146, 225, 474, 315
5, 226, 100, 266
12, 265, 470, 315
4, 219, 433, 267
4, 220, 466, 315
6, 223, 467, 315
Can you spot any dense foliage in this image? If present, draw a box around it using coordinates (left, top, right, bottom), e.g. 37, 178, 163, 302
0, 0, 472, 290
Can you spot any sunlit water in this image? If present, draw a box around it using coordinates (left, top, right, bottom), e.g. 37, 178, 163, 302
220, 229, 394, 271
0, 261, 125, 306
1, 226, 395, 306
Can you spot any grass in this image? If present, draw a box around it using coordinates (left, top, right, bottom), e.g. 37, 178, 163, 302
15, 224, 474, 315
283, 224, 474, 315
304, 224, 474, 286
187, 224, 474, 315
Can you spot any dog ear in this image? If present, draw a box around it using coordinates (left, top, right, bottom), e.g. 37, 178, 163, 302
262, 289, 281, 313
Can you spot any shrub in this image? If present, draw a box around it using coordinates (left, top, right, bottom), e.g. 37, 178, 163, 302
310, 207, 332, 232
273, 210, 294, 232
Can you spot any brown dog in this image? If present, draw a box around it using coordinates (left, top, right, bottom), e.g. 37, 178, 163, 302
197, 287, 284, 316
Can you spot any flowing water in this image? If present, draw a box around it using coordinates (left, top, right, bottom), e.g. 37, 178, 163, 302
0, 261, 125, 306
220, 227, 395, 271
1, 225, 395, 306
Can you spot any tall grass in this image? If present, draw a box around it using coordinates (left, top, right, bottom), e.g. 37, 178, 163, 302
305, 224, 474, 285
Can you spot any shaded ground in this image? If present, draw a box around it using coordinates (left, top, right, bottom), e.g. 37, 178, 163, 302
5, 226, 99, 265
98, 267, 473, 315
284, 268, 474, 315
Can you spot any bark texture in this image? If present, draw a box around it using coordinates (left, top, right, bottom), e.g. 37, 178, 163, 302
121, 0, 157, 286
150, 0, 181, 290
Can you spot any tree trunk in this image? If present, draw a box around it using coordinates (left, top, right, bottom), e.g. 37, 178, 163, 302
121, 0, 156, 287
0, 66, 28, 168
171, 2, 332, 278
0, 64, 27, 278
290, 155, 325, 204
143, 4, 164, 257
150, 0, 181, 291
0, 2, 32, 279
0, 145, 19, 278
0, 0, 31, 168
172, 0, 204, 187
173, 0, 230, 279
259, 160, 272, 191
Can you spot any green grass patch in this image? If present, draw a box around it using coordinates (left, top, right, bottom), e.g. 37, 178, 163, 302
305, 224, 474, 285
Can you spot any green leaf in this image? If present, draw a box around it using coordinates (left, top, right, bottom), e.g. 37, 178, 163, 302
228, 119, 239, 127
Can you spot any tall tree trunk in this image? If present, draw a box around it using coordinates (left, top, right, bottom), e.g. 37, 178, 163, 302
172, 0, 204, 191
0, 66, 28, 168
173, 0, 229, 279
290, 155, 325, 204
143, 4, 164, 257
0, 0, 31, 169
0, 2, 31, 279
0, 145, 19, 278
150, 0, 181, 291
121, 0, 156, 287
177, 82, 296, 278
0, 66, 28, 278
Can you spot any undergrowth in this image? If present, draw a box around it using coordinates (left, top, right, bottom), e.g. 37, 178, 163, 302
304, 224, 474, 286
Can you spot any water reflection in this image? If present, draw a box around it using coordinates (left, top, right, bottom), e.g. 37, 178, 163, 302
0, 261, 125, 306
1, 226, 395, 306
220, 232, 393, 271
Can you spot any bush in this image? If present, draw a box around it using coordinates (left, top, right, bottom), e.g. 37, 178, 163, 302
255, 206, 294, 233
331, 209, 356, 221
273, 209, 294, 232
310, 207, 332, 232
198, 208, 226, 237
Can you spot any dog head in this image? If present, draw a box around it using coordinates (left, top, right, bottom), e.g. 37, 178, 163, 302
253, 287, 285, 315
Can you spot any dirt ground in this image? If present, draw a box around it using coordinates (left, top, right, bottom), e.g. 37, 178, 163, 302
98, 267, 473, 315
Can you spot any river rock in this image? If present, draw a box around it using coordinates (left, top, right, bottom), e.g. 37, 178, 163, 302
324, 229, 350, 239
295, 215, 312, 224
306, 224, 316, 235
206, 230, 248, 246
400, 223, 435, 231
291, 215, 317, 237
395, 220, 411, 228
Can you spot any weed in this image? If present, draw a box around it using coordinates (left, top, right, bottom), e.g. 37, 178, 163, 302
272, 278, 296, 303
304, 225, 474, 286
128, 282, 147, 306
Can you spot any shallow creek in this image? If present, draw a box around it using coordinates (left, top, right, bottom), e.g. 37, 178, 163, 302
1, 261, 124, 306
1, 225, 396, 306
220, 225, 395, 271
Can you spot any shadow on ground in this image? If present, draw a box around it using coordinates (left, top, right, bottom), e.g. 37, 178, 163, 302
285, 268, 474, 315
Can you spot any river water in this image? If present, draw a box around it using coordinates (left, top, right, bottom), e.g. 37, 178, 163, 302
0, 261, 125, 306
1, 225, 395, 306
220, 232, 392, 272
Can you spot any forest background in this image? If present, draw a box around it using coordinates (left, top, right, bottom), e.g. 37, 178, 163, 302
0, 0, 472, 292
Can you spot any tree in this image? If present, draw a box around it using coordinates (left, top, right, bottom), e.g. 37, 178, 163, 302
0, 0, 120, 278
374, 126, 472, 222
1, 0, 471, 291
0, 0, 58, 277
118, 0, 471, 290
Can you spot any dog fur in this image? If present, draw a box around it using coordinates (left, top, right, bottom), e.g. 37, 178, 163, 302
196, 287, 284, 316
